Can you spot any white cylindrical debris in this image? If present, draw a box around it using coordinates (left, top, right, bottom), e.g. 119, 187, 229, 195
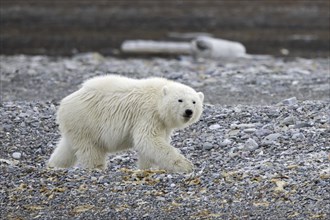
121, 40, 192, 55
191, 36, 247, 59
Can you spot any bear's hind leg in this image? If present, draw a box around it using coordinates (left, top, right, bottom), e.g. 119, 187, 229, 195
48, 136, 77, 168
75, 142, 107, 170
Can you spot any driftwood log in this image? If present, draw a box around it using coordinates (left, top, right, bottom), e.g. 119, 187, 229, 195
121, 40, 192, 55
191, 36, 247, 58
121, 37, 248, 59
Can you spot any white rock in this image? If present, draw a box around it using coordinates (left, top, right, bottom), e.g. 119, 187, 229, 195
238, 123, 256, 129
219, 139, 232, 147
12, 152, 21, 159
228, 147, 239, 158
264, 133, 281, 141
209, 124, 221, 130
231, 123, 256, 129
243, 128, 257, 133
0, 158, 18, 166
262, 133, 281, 145
244, 138, 259, 151
281, 116, 295, 125
203, 142, 213, 150
280, 97, 298, 106
292, 133, 305, 140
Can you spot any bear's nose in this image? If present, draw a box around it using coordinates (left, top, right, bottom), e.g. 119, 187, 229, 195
185, 109, 193, 116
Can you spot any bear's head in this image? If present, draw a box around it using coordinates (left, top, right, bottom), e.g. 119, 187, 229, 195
158, 83, 204, 129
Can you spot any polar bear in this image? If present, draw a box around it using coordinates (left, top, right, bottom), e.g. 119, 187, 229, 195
48, 75, 204, 173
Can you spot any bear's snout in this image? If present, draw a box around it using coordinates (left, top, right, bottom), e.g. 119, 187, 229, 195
184, 109, 193, 117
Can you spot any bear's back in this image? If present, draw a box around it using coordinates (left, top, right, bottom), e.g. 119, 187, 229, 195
82, 75, 169, 94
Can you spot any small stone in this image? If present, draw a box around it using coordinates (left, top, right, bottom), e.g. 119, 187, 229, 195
281, 116, 295, 126
205, 135, 214, 142
0, 158, 17, 166
237, 143, 245, 150
280, 97, 298, 105
12, 152, 22, 159
237, 123, 256, 129
243, 128, 257, 133
262, 133, 281, 145
228, 147, 239, 158
190, 81, 204, 87
241, 134, 250, 140
256, 129, 272, 137
156, 196, 166, 201
203, 142, 213, 150
219, 139, 232, 147
292, 133, 305, 140
264, 133, 281, 141
295, 122, 313, 128
233, 107, 242, 113
209, 124, 221, 130
244, 138, 259, 151
230, 123, 255, 129
18, 112, 29, 118
228, 129, 240, 136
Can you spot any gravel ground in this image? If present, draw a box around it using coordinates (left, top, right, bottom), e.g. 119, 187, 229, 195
1, 54, 329, 105
1, 54, 330, 219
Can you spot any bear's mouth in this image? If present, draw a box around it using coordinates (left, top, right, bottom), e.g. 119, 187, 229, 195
183, 114, 192, 121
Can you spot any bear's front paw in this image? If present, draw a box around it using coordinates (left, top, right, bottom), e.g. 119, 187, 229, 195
172, 157, 194, 173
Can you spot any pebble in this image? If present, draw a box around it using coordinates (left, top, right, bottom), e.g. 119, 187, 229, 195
219, 139, 232, 147
228, 147, 239, 157
264, 133, 281, 141
256, 128, 272, 137
228, 130, 240, 137
156, 196, 166, 201
295, 122, 313, 128
209, 124, 221, 130
244, 138, 259, 151
243, 128, 257, 133
12, 152, 22, 159
292, 133, 305, 140
281, 116, 295, 125
230, 123, 255, 129
203, 142, 213, 150
280, 97, 298, 106
262, 133, 281, 145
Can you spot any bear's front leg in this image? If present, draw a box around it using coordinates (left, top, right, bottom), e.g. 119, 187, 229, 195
134, 135, 194, 173
137, 154, 153, 170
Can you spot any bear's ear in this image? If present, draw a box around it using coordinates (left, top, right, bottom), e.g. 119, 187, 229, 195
198, 92, 204, 102
162, 86, 168, 96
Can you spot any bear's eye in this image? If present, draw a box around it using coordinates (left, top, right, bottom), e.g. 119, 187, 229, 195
178, 99, 183, 103
192, 101, 196, 104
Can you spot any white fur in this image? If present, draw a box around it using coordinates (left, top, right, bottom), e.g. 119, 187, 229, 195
48, 75, 204, 173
